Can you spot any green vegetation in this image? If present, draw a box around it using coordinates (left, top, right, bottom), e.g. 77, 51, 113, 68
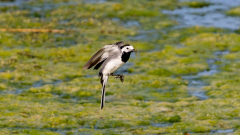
180, 1, 211, 8
0, 0, 240, 134
226, 6, 240, 16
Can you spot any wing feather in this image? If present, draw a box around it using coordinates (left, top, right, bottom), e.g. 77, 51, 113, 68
83, 42, 123, 70
93, 58, 107, 70
83, 48, 105, 69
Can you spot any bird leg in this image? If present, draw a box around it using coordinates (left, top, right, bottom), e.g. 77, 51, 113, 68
110, 73, 124, 83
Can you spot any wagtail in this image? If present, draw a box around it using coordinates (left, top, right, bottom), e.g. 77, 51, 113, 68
83, 41, 137, 109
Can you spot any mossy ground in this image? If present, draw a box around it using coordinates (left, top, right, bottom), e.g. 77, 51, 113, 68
0, 0, 240, 134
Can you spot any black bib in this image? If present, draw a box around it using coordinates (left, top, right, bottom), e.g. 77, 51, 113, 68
121, 52, 131, 63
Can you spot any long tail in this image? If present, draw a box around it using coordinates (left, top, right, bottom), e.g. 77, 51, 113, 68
99, 73, 109, 110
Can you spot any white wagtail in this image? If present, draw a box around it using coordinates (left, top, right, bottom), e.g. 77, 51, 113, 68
83, 41, 137, 109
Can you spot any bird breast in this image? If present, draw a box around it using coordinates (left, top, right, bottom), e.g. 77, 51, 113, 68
102, 58, 124, 74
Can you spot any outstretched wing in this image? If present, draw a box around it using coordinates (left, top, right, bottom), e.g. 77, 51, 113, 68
93, 58, 107, 70
83, 41, 124, 70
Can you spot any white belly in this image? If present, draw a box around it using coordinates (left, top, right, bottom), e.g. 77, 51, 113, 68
102, 58, 124, 75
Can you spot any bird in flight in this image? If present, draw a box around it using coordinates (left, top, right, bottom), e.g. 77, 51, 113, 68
83, 41, 137, 109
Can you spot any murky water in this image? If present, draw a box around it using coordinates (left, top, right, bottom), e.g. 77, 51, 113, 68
163, 0, 240, 30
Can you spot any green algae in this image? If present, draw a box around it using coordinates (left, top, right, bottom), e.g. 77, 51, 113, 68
226, 6, 240, 17
180, 1, 211, 8
168, 115, 181, 122
0, 0, 240, 134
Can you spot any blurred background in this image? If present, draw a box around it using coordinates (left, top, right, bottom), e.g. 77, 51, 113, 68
1, 0, 240, 134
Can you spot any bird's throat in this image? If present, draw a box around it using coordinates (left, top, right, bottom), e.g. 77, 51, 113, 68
121, 52, 131, 63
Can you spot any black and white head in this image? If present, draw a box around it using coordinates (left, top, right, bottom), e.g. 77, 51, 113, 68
120, 44, 137, 53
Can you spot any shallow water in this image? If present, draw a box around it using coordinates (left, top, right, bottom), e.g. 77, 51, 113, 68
182, 50, 229, 100
123, 20, 140, 27
32, 80, 62, 88
152, 123, 172, 127
84, 0, 106, 3
162, 0, 236, 100
212, 129, 234, 133
0, 0, 24, 6
163, 0, 240, 30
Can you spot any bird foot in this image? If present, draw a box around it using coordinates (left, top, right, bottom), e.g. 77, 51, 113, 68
115, 75, 124, 83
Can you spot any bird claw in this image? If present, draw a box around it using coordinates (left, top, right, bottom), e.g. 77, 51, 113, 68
120, 75, 124, 83
115, 75, 124, 83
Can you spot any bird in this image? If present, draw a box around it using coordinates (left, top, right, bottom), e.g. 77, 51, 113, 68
83, 41, 137, 109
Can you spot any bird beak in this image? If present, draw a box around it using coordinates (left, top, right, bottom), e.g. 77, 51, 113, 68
132, 49, 138, 52
132, 49, 138, 57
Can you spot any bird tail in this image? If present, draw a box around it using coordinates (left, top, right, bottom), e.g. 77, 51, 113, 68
99, 73, 108, 110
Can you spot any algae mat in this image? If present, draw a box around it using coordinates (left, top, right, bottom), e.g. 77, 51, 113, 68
1, 0, 240, 134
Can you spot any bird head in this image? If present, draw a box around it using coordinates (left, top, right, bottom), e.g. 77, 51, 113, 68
120, 44, 137, 53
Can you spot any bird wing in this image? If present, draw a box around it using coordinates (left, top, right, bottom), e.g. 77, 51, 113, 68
83, 42, 124, 70
93, 58, 107, 70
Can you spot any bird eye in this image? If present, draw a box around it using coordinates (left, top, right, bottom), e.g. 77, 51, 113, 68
127, 48, 129, 49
